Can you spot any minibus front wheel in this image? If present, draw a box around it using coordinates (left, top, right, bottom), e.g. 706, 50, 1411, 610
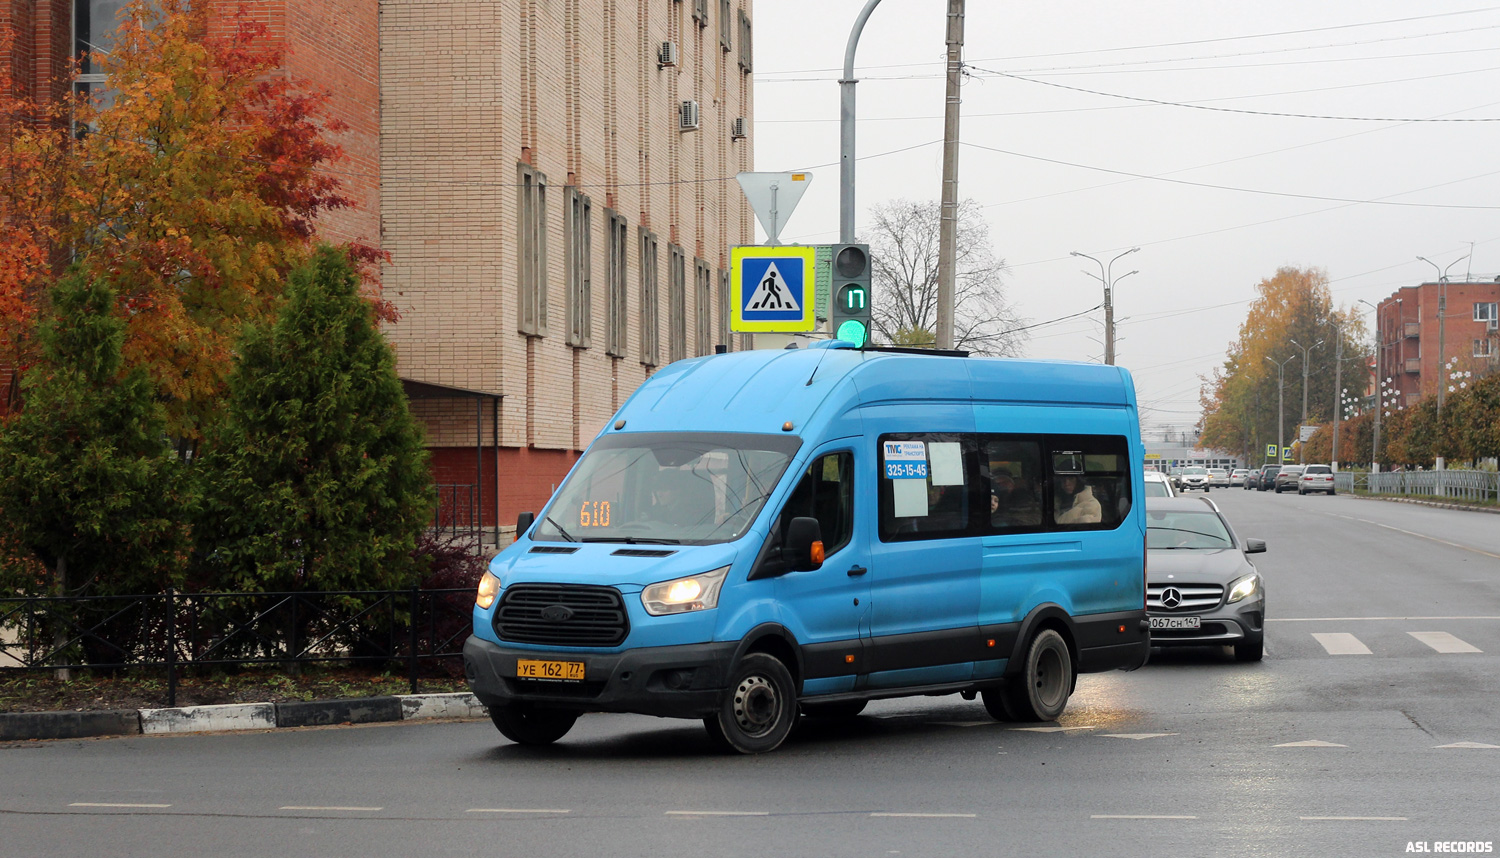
703, 653, 798, 754
489, 702, 579, 746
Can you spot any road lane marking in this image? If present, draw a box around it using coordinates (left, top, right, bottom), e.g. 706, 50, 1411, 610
1091, 815, 1196, 820
1102, 733, 1177, 740
870, 813, 976, 818
69, 803, 171, 809
1275, 740, 1346, 747
936, 721, 995, 728
1408, 631, 1482, 653
665, 811, 770, 817
1312, 633, 1371, 655
1434, 742, 1500, 749
1300, 816, 1407, 821
1321, 512, 1500, 560
466, 808, 571, 814
280, 806, 383, 812
1007, 725, 1097, 733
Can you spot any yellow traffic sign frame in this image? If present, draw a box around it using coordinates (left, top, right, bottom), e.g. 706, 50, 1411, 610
730, 246, 818, 333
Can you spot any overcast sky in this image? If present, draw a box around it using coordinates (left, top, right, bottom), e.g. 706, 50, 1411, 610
752, 0, 1500, 438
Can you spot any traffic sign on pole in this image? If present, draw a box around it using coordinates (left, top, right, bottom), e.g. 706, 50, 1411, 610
1265, 444, 1277, 460
730, 246, 817, 332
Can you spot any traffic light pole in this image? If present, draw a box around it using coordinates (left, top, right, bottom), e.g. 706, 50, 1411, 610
840, 0, 885, 245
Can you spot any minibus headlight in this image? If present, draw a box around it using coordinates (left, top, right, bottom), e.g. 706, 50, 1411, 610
476, 571, 501, 610
641, 566, 729, 616
1227, 573, 1259, 604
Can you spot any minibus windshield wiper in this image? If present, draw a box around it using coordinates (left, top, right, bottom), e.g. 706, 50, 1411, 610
544, 516, 578, 542
579, 536, 683, 545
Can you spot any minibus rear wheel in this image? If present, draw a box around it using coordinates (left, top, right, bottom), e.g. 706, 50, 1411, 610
1000, 628, 1073, 722
489, 703, 579, 746
703, 653, 797, 754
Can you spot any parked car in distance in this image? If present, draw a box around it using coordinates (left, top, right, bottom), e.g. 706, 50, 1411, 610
1230, 469, 1250, 487
1145, 496, 1267, 662
1273, 465, 1305, 493
1178, 466, 1211, 492
1208, 468, 1231, 487
1144, 470, 1176, 498
1256, 465, 1281, 491
1170, 467, 1185, 489
1298, 464, 1336, 495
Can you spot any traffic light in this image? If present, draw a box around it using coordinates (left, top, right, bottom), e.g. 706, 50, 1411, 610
830, 243, 871, 347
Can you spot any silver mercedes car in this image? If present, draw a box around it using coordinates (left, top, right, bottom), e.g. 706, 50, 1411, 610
1145, 496, 1267, 662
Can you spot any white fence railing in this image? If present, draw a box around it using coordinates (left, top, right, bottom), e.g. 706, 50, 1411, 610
1343, 469, 1500, 503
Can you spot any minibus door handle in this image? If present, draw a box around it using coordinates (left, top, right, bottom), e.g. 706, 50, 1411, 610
846, 565, 868, 577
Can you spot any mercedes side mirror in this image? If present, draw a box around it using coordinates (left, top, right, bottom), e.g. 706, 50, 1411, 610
784, 516, 826, 572
1244, 538, 1266, 554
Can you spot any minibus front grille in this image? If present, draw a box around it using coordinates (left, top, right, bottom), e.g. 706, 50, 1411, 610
495, 584, 630, 647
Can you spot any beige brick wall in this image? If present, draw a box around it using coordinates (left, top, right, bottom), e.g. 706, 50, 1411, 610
381, 0, 754, 450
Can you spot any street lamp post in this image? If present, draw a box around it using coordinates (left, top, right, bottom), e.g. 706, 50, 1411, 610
1070, 247, 1139, 365
1265, 354, 1295, 467
1321, 319, 1345, 470
1416, 253, 1468, 420
1288, 338, 1323, 463
1357, 297, 1396, 471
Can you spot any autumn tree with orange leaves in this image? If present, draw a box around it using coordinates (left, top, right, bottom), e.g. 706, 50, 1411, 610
1198, 267, 1370, 464
0, 0, 380, 440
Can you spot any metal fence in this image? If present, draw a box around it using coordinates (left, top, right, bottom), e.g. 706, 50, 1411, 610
1336, 469, 1498, 502
0, 588, 476, 707
434, 483, 479, 541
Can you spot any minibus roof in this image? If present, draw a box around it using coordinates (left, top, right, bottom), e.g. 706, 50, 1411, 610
609, 345, 1136, 439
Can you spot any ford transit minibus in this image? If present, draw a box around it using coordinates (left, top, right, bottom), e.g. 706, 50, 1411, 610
464, 343, 1150, 753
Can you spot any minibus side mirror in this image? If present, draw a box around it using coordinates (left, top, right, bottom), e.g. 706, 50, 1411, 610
516, 511, 535, 539
1244, 538, 1266, 554
784, 517, 825, 572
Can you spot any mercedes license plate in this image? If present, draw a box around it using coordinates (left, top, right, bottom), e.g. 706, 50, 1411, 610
1150, 616, 1201, 630
516, 659, 585, 681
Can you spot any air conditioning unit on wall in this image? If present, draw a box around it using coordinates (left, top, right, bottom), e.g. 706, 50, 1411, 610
730, 117, 746, 139
658, 41, 678, 68
679, 101, 701, 131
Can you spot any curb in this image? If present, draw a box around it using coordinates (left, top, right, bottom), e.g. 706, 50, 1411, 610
1346, 494, 1500, 515
0, 692, 489, 742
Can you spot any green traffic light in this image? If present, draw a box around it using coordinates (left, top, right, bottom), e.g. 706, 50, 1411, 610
836, 319, 868, 347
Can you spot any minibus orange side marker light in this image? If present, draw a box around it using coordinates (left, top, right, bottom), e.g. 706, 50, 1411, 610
986, 639, 995, 648
783, 421, 795, 432
810, 541, 825, 566
1118, 625, 1126, 633
845, 654, 855, 664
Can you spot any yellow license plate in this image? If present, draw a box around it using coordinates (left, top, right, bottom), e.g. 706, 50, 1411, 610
516, 659, 585, 681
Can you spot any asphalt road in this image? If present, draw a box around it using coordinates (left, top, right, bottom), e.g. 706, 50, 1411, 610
3, 491, 1497, 857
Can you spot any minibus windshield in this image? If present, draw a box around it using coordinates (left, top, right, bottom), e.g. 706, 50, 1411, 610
533, 432, 802, 545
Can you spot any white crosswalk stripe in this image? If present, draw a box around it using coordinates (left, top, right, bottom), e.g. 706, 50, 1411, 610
1311, 632, 1372, 655
1407, 631, 1482, 653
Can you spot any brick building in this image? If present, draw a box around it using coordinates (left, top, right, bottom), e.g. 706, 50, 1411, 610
3, 2, 756, 540
1375, 279, 1500, 406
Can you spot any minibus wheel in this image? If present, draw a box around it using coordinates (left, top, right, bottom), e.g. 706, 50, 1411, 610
1001, 628, 1073, 722
489, 703, 579, 746
703, 653, 797, 754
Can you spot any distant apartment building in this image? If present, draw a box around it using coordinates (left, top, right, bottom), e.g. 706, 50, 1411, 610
3, 2, 757, 540
1374, 279, 1500, 406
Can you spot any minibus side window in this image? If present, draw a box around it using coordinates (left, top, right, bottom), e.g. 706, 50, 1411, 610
878, 434, 974, 542
981, 438, 1044, 533
1048, 435, 1132, 530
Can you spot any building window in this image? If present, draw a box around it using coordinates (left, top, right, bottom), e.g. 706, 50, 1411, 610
737, 9, 753, 72
1475, 302, 1498, 323
606, 211, 629, 358
669, 244, 687, 363
639, 229, 659, 367
719, 0, 733, 51
692, 0, 708, 27
566, 188, 592, 348
517, 164, 548, 337
75, 0, 126, 108
694, 259, 713, 356
1476, 338, 1495, 358
718, 269, 731, 352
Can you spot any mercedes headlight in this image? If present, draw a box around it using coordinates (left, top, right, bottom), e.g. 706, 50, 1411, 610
1227, 573, 1260, 604
641, 566, 729, 616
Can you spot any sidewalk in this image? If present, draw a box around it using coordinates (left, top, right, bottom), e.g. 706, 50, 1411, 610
1348, 493, 1500, 515
0, 692, 489, 742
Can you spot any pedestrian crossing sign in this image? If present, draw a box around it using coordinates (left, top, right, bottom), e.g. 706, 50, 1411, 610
1265, 444, 1277, 459
730, 246, 817, 332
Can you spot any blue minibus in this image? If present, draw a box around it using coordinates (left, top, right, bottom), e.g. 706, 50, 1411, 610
464, 343, 1150, 753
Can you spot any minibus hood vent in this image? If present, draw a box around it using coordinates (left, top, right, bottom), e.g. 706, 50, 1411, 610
529, 546, 580, 554
611, 548, 677, 557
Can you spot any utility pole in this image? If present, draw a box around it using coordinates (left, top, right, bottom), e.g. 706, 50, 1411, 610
839, 0, 886, 244
1288, 338, 1322, 463
1266, 354, 1295, 468
935, 0, 964, 350
1070, 247, 1139, 365
1417, 253, 1467, 420
1359, 297, 1391, 470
